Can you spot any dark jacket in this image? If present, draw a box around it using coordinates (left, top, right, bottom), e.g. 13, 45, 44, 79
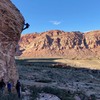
16, 81, 21, 91
0, 80, 5, 89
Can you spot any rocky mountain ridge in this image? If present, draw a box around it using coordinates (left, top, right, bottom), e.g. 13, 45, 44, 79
17, 30, 100, 59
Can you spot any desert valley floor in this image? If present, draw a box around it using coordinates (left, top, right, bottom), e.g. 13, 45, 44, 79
15, 58, 100, 100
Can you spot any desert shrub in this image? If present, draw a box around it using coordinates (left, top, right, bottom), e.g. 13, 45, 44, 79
35, 79, 52, 83
30, 86, 75, 100
21, 84, 26, 92
0, 92, 19, 100
73, 91, 88, 100
30, 86, 40, 100
41, 87, 74, 100
90, 94, 96, 100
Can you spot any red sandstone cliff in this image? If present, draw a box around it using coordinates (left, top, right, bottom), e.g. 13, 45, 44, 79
0, 0, 24, 83
17, 30, 100, 59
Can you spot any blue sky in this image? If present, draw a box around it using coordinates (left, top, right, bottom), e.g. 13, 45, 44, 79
11, 0, 100, 34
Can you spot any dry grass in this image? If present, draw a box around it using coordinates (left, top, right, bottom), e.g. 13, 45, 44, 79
16, 58, 100, 99
54, 59, 100, 70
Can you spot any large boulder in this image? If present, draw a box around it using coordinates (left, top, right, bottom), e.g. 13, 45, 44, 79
0, 0, 24, 84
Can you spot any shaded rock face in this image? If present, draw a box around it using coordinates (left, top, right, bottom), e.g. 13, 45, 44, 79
0, 0, 24, 84
18, 30, 100, 59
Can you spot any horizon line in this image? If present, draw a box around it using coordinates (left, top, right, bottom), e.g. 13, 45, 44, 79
22, 29, 100, 35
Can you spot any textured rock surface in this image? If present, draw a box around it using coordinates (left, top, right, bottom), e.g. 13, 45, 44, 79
18, 30, 100, 59
0, 0, 24, 83
37, 93, 61, 100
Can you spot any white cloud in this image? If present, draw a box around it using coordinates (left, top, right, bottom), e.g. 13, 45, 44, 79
49, 21, 61, 25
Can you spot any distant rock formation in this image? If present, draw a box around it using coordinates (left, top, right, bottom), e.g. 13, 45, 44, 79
18, 30, 100, 59
0, 0, 24, 84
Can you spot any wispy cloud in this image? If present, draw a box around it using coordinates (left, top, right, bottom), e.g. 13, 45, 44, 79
49, 21, 61, 25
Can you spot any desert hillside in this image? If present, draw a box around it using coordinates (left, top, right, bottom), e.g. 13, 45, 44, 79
17, 30, 100, 59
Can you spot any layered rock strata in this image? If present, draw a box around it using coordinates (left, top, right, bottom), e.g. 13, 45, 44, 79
18, 30, 100, 59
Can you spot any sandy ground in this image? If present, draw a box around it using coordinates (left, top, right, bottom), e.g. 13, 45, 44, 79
54, 59, 100, 69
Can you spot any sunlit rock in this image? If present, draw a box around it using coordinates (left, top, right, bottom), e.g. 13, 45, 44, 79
0, 0, 24, 84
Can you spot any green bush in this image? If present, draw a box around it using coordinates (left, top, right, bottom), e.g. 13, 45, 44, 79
30, 86, 75, 100
35, 79, 52, 83
30, 86, 40, 100
0, 92, 20, 100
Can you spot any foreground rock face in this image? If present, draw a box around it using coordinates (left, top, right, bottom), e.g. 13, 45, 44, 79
18, 30, 100, 59
37, 93, 61, 100
0, 0, 24, 83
